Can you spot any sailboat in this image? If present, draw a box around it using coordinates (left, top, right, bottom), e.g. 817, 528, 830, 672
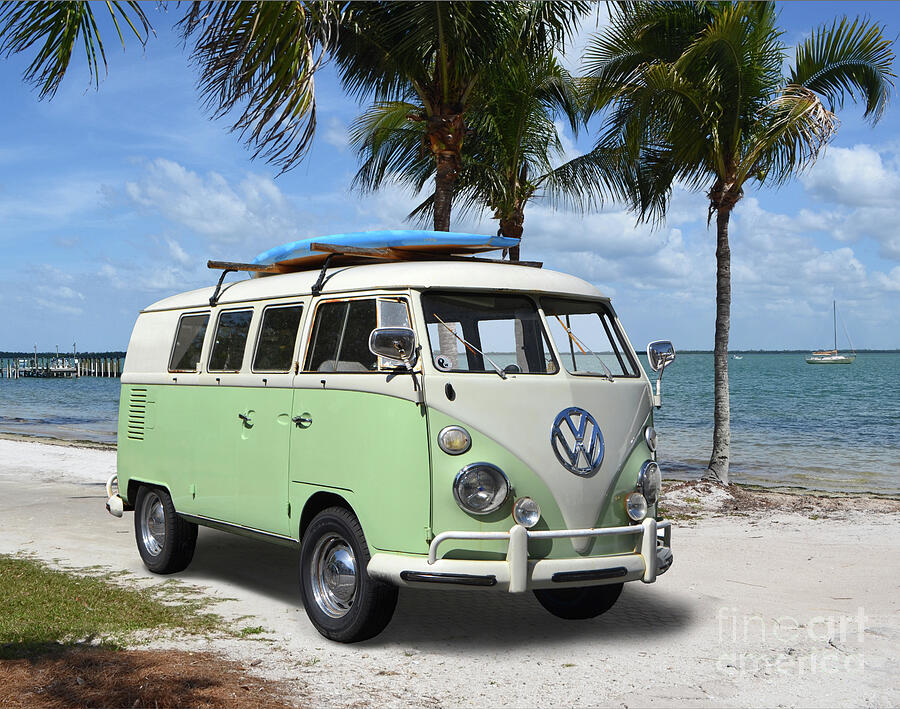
806, 301, 856, 364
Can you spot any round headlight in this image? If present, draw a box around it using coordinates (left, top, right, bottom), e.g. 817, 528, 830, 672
453, 463, 509, 515
638, 461, 662, 505
644, 426, 657, 452
438, 425, 471, 455
626, 492, 648, 521
512, 497, 541, 528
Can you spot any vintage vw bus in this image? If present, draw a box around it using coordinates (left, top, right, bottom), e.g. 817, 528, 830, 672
106, 233, 676, 643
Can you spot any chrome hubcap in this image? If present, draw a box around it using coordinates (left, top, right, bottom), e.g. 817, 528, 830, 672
310, 534, 357, 618
141, 492, 166, 556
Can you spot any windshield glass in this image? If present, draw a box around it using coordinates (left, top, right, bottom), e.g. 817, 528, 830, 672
422, 292, 557, 375
541, 298, 639, 378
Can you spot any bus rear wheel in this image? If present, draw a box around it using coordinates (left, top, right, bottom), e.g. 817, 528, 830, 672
134, 486, 197, 574
299, 506, 398, 643
533, 583, 624, 620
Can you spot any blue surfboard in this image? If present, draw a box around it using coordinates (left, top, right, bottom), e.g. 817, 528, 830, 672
252, 230, 518, 272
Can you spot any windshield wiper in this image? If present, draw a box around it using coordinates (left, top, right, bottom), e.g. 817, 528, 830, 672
432, 314, 507, 379
553, 315, 615, 382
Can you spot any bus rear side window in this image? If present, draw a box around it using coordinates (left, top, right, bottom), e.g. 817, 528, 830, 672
209, 310, 253, 372
253, 305, 304, 372
169, 313, 209, 372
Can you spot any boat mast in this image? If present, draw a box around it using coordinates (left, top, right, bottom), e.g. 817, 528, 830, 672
833, 300, 837, 351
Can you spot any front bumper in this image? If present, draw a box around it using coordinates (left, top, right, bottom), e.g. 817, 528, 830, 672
368, 518, 673, 592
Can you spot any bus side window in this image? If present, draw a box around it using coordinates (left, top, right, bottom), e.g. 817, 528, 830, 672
209, 309, 253, 372
305, 300, 378, 372
253, 304, 304, 372
169, 313, 209, 372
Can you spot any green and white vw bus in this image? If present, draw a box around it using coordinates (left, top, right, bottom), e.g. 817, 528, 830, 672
107, 238, 676, 643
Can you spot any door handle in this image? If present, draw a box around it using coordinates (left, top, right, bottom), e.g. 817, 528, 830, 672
238, 413, 252, 428
292, 414, 312, 429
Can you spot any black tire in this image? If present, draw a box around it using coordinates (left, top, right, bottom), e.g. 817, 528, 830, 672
299, 506, 398, 643
533, 583, 624, 620
134, 485, 197, 574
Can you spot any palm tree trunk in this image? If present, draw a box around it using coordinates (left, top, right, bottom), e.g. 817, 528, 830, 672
433, 153, 456, 231
705, 205, 733, 484
498, 211, 524, 261
427, 112, 464, 232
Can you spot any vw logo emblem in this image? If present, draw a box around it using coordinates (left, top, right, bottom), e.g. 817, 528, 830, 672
550, 407, 604, 476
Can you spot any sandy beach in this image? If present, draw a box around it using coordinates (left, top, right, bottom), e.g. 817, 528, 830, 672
1, 436, 898, 707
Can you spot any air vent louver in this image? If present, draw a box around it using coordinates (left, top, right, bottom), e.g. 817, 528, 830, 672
127, 388, 148, 440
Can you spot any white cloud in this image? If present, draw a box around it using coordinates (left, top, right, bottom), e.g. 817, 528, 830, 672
323, 116, 349, 152
122, 158, 301, 246
801, 144, 900, 208
166, 238, 192, 267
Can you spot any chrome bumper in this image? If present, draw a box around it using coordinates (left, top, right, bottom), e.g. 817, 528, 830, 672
368, 518, 672, 592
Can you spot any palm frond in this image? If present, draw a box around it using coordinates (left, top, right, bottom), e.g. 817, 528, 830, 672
349, 101, 432, 193
181, 1, 341, 173
0, 1, 151, 98
740, 85, 838, 187
790, 16, 895, 123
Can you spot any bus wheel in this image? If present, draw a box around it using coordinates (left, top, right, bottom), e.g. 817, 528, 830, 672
134, 486, 197, 574
533, 583, 624, 620
300, 506, 398, 643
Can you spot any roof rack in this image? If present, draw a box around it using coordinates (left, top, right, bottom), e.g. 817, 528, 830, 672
207, 243, 542, 301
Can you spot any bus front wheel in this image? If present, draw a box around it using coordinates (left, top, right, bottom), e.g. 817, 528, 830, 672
299, 506, 398, 643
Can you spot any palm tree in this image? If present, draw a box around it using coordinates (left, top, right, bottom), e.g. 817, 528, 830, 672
1, 2, 585, 185
351, 53, 630, 260
335, 1, 587, 231
583, 3, 894, 484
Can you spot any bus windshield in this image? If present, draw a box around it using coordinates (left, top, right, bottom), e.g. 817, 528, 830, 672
422, 292, 558, 375
541, 298, 639, 378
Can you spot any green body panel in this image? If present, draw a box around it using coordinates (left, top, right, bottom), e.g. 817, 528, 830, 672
118, 383, 293, 536
118, 382, 654, 561
288, 387, 430, 554
426, 408, 655, 560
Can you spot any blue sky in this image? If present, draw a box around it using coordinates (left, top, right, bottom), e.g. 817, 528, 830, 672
0, 2, 898, 352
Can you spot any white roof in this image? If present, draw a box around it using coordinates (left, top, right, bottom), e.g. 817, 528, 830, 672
143, 260, 606, 312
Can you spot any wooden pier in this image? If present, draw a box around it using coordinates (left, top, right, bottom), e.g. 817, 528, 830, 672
1, 356, 122, 379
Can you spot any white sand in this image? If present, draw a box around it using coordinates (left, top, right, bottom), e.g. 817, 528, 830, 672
0, 437, 115, 485
0, 439, 898, 707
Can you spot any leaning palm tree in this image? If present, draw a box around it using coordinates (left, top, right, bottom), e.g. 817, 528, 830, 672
583, 3, 894, 484
336, 1, 587, 231
351, 54, 631, 260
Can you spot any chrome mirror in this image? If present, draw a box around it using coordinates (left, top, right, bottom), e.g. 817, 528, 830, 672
646, 340, 675, 408
647, 340, 676, 372
369, 327, 418, 368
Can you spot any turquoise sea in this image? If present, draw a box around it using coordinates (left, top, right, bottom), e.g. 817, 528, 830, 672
0, 353, 897, 494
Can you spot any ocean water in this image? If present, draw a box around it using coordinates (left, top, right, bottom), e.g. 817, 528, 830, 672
650, 352, 900, 494
0, 377, 120, 443
0, 353, 897, 493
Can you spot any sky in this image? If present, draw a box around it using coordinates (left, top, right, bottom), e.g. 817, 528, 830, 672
0, 2, 898, 352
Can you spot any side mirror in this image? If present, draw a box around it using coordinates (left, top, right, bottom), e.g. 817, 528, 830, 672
646, 340, 675, 409
369, 327, 419, 368
647, 340, 676, 372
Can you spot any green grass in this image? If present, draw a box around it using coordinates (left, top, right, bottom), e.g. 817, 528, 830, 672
0, 555, 221, 659
239, 625, 266, 637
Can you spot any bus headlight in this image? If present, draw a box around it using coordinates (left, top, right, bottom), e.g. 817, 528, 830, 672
513, 497, 541, 528
453, 463, 509, 515
626, 492, 648, 521
638, 461, 661, 505
438, 425, 471, 455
